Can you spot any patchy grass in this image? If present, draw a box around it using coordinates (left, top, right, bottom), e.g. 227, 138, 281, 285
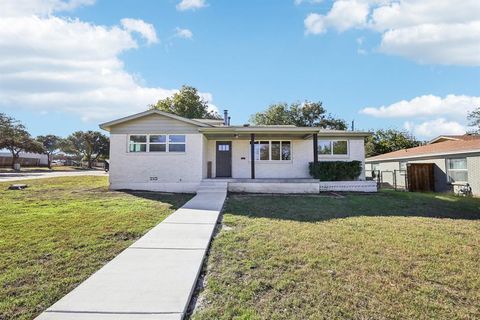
0, 176, 192, 320
193, 191, 480, 320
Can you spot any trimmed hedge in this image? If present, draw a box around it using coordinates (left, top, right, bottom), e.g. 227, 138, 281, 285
309, 161, 362, 181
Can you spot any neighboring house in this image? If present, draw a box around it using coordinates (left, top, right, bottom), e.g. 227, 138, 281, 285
0, 151, 48, 167
100, 110, 373, 193
365, 134, 480, 196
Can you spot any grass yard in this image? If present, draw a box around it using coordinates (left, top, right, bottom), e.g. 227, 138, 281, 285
0, 176, 192, 320
193, 191, 480, 320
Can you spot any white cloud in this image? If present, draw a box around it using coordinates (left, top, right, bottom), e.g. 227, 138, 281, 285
404, 118, 466, 139
0, 5, 216, 122
175, 27, 193, 39
360, 94, 480, 139
176, 0, 207, 11
304, 0, 480, 65
294, 0, 323, 5
380, 22, 480, 66
0, 0, 95, 17
305, 0, 369, 34
360, 95, 480, 119
121, 18, 158, 44
304, 13, 326, 34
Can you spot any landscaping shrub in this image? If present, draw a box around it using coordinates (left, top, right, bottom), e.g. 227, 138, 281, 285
309, 161, 362, 181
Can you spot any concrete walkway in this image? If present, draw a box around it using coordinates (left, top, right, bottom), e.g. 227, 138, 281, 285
36, 180, 227, 320
0, 170, 107, 182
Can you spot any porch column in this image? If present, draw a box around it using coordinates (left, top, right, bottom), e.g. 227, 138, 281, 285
250, 133, 255, 179
313, 133, 318, 165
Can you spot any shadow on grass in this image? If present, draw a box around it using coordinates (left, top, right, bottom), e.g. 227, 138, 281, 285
118, 189, 194, 211
224, 191, 480, 222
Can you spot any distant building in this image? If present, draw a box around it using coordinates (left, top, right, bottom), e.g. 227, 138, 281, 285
0, 151, 48, 167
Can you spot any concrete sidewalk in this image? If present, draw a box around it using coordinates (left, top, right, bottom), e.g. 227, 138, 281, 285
36, 181, 227, 320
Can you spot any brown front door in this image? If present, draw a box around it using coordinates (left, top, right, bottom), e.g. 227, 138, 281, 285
216, 141, 232, 177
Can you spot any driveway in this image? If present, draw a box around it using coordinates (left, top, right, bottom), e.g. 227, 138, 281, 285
0, 170, 108, 182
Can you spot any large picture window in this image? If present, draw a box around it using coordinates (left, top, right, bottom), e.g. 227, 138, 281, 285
446, 158, 468, 182
318, 140, 348, 156
254, 141, 291, 161
128, 134, 186, 153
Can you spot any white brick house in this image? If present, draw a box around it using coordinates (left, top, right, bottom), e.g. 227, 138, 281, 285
100, 110, 372, 193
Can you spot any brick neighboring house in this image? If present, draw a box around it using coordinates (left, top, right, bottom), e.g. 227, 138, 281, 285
365, 134, 480, 196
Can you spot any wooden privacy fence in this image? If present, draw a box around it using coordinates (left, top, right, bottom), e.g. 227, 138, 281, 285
407, 163, 435, 192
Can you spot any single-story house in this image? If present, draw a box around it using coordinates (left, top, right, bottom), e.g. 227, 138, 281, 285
100, 110, 375, 193
365, 134, 480, 196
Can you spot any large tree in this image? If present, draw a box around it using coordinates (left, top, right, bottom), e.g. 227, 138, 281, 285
36, 135, 62, 169
250, 101, 347, 130
62, 131, 109, 169
365, 129, 422, 157
150, 85, 221, 119
0, 113, 44, 169
468, 107, 480, 132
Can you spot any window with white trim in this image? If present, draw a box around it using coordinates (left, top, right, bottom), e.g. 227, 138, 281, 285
129, 135, 147, 152
446, 158, 468, 182
254, 141, 291, 161
318, 140, 348, 156
128, 134, 186, 153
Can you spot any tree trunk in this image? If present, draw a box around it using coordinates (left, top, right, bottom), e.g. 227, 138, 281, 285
11, 152, 19, 170
47, 154, 52, 169
87, 157, 93, 169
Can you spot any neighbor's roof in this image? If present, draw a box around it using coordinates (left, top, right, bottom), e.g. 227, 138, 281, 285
367, 134, 480, 162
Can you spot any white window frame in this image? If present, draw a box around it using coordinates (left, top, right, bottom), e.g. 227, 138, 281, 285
252, 140, 292, 162
399, 161, 407, 175
446, 158, 468, 183
128, 134, 148, 153
127, 134, 186, 153
317, 140, 349, 157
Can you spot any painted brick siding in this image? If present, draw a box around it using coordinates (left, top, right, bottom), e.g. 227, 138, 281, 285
109, 133, 204, 192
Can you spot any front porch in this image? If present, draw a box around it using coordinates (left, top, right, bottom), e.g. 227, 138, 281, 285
201, 127, 320, 180
201, 178, 378, 193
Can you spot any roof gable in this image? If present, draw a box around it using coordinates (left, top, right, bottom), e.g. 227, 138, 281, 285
99, 110, 211, 131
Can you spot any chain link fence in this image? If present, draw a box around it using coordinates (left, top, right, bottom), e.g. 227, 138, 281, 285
366, 170, 408, 191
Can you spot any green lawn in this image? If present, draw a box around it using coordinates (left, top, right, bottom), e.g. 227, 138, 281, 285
193, 191, 480, 320
0, 176, 192, 320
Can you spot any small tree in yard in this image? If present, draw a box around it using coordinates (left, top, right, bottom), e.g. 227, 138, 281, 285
36, 135, 62, 169
62, 131, 109, 169
0, 113, 44, 169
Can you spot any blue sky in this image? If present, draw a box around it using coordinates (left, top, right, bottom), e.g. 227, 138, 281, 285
1, 0, 479, 139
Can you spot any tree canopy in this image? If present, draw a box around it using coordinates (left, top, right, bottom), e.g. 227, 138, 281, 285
62, 131, 109, 168
0, 113, 44, 169
249, 101, 347, 130
365, 129, 422, 158
150, 85, 221, 119
468, 107, 480, 133
36, 135, 62, 168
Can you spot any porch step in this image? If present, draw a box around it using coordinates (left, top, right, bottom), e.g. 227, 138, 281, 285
196, 181, 228, 194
